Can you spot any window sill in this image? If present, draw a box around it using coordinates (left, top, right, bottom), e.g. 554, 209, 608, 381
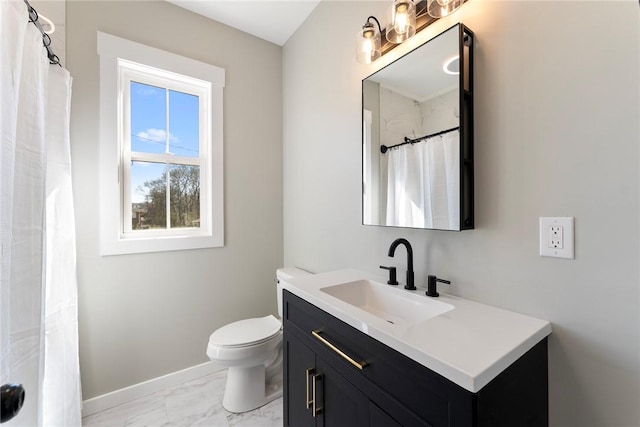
100, 233, 223, 256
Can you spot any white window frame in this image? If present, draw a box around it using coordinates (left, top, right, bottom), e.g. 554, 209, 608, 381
120, 62, 210, 236
98, 32, 224, 255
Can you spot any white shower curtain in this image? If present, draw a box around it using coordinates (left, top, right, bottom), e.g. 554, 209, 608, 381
385, 131, 460, 229
1, 1, 81, 426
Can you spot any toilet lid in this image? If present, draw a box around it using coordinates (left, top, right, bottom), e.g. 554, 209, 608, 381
209, 315, 281, 348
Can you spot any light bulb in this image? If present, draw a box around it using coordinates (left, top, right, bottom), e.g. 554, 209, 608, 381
394, 4, 409, 35
362, 40, 373, 63
386, 0, 416, 43
356, 19, 381, 64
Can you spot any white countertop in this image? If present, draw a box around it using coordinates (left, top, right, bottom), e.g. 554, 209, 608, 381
281, 269, 552, 393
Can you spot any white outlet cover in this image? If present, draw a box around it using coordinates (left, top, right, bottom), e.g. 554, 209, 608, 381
539, 217, 574, 259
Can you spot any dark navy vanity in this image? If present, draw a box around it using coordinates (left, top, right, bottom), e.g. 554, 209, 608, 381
283, 290, 549, 427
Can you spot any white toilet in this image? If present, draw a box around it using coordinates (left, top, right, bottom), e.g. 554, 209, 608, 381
206, 267, 310, 413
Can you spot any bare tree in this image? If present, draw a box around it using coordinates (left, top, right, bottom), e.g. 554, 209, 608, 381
134, 165, 199, 229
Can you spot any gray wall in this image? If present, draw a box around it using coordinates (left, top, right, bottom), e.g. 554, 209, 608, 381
283, 1, 639, 425
67, 1, 283, 399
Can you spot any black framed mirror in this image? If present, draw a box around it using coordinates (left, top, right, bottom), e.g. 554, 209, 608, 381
362, 23, 474, 231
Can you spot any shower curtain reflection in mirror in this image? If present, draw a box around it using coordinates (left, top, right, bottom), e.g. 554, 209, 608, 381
385, 131, 460, 229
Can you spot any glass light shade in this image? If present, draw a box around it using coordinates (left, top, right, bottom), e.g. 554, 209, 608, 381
386, 0, 416, 44
427, 0, 463, 18
356, 22, 381, 64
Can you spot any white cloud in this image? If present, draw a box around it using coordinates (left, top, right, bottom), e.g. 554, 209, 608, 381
136, 128, 179, 143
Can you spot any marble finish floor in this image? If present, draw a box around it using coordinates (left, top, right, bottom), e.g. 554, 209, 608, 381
82, 370, 282, 427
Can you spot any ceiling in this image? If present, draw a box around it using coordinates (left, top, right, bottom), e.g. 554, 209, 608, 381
166, 0, 321, 46
366, 26, 459, 103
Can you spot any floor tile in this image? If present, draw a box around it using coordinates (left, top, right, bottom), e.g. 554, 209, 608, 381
82, 370, 282, 427
164, 371, 227, 422
227, 398, 283, 427
82, 392, 166, 427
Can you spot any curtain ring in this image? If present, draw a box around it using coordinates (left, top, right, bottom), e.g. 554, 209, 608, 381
27, 6, 38, 23
49, 54, 61, 66
42, 33, 51, 47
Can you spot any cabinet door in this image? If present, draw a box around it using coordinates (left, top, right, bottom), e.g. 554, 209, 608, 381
285, 329, 369, 427
315, 357, 369, 427
284, 330, 316, 427
369, 402, 402, 427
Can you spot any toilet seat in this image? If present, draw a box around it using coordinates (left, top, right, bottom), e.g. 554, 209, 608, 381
209, 315, 281, 348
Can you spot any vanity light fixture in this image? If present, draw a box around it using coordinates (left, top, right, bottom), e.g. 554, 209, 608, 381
356, 16, 382, 64
356, 0, 468, 63
427, 0, 464, 18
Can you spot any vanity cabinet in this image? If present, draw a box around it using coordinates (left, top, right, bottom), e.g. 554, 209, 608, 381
283, 290, 548, 427
284, 330, 369, 426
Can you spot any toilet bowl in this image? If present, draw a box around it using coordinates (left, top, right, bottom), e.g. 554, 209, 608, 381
206, 267, 310, 413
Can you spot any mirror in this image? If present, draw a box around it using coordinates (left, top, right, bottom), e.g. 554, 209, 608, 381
362, 24, 474, 231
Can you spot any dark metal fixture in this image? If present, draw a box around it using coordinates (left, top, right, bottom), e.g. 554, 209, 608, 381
1, 383, 25, 423
426, 275, 450, 297
380, 126, 459, 153
379, 265, 398, 285
387, 238, 415, 290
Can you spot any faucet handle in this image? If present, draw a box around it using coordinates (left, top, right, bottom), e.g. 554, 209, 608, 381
426, 275, 451, 297
379, 266, 398, 286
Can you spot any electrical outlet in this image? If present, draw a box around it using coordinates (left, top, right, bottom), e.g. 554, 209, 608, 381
549, 226, 563, 249
540, 217, 574, 259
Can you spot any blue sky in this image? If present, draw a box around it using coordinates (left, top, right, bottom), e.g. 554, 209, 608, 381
129, 81, 200, 203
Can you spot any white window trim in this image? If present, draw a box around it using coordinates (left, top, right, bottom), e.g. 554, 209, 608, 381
97, 31, 224, 255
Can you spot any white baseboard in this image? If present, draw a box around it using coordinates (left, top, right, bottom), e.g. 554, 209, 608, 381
82, 361, 222, 417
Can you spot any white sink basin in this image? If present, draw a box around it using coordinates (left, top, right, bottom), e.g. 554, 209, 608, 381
320, 279, 453, 328
280, 269, 552, 392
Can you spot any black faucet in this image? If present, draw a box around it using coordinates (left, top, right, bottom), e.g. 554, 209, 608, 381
387, 238, 416, 290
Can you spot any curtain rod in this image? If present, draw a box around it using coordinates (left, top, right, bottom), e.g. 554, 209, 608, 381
380, 126, 459, 154
23, 0, 60, 65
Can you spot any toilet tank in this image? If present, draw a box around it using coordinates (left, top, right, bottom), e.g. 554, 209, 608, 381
276, 267, 311, 317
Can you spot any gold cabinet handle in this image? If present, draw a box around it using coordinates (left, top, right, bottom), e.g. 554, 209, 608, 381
311, 330, 368, 370
305, 368, 314, 409
312, 373, 322, 417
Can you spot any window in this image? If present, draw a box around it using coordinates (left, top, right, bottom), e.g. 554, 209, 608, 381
122, 63, 207, 233
98, 32, 224, 255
